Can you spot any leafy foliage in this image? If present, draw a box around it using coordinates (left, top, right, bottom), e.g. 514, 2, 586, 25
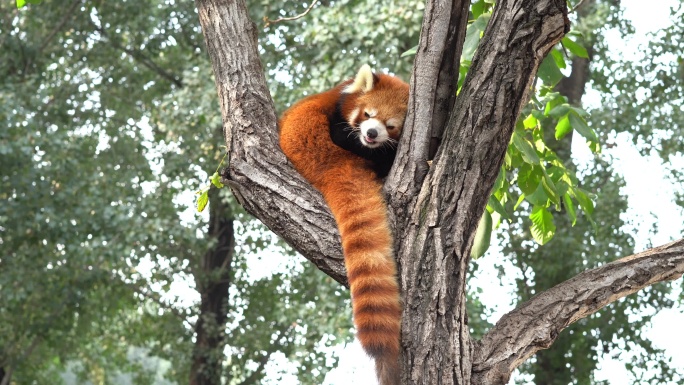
500, 1, 682, 383
1, 1, 351, 384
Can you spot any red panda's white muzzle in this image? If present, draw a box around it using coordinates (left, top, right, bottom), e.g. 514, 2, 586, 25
359, 118, 389, 148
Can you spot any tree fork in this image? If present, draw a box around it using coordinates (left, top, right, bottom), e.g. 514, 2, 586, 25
193, 0, 684, 384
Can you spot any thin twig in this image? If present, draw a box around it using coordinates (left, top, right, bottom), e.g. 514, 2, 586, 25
93, 23, 184, 88
263, 0, 319, 28
570, 0, 587, 13
39, 0, 82, 53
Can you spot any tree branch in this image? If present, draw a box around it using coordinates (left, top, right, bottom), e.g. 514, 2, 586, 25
472, 238, 684, 385
395, 0, 569, 383
194, 0, 348, 286
93, 24, 184, 88
38, 0, 82, 53
263, 0, 319, 28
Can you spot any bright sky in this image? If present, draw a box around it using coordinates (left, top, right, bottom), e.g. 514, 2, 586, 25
321, 1, 684, 384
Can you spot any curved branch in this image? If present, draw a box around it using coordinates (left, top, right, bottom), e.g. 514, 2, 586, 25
193, 0, 347, 286
472, 238, 684, 385
263, 0, 319, 28
93, 24, 184, 88
39, 0, 82, 53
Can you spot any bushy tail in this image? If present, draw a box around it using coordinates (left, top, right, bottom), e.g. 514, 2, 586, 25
319, 165, 401, 385
375, 354, 400, 385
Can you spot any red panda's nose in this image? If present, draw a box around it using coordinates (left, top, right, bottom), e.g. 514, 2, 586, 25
367, 129, 378, 139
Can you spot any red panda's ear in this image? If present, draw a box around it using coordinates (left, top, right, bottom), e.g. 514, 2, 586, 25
343, 64, 377, 94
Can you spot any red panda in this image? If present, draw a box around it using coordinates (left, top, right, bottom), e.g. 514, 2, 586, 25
279, 64, 409, 385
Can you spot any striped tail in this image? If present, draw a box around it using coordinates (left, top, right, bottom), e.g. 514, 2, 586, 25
319, 165, 401, 385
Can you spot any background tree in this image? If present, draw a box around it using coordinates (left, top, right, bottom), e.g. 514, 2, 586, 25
0, 2, 351, 384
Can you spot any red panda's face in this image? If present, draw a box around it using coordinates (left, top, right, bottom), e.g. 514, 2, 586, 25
346, 81, 409, 149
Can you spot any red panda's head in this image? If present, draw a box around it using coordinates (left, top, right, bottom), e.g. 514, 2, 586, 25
340, 65, 409, 149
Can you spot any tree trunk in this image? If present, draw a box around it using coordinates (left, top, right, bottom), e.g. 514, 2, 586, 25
192, 0, 684, 384
0, 367, 10, 385
190, 188, 234, 385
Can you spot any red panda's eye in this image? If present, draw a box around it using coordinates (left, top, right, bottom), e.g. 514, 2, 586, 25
387, 126, 395, 130
364, 111, 370, 118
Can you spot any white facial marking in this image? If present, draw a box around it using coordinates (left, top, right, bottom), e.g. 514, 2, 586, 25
365, 108, 378, 118
347, 108, 360, 127
359, 118, 389, 149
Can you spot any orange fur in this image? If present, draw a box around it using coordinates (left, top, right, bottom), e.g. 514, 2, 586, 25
279, 66, 408, 385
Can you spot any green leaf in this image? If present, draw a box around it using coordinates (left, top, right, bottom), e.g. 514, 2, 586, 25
541, 172, 560, 205
555, 113, 572, 140
17, 0, 40, 6
547, 104, 571, 118
472, 0, 486, 19
538, 54, 564, 86
470, 210, 493, 259
527, 183, 550, 206
197, 190, 209, 212
568, 111, 598, 143
401, 45, 418, 58
562, 36, 589, 59
462, 14, 490, 61
550, 48, 567, 69
514, 193, 526, 210
517, 164, 541, 195
573, 188, 594, 215
544, 94, 566, 116
493, 166, 506, 191
488, 196, 511, 221
210, 172, 224, 188
512, 132, 540, 164
523, 114, 538, 129
531, 109, 545, 120
529, 205, 556, 245
563, 193, 577, 226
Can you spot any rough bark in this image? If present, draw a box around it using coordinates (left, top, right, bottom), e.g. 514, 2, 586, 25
190, 189, 235, 385
192, 0, 683, 384
473, 239, 684, 384
394, 1, 569, 383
